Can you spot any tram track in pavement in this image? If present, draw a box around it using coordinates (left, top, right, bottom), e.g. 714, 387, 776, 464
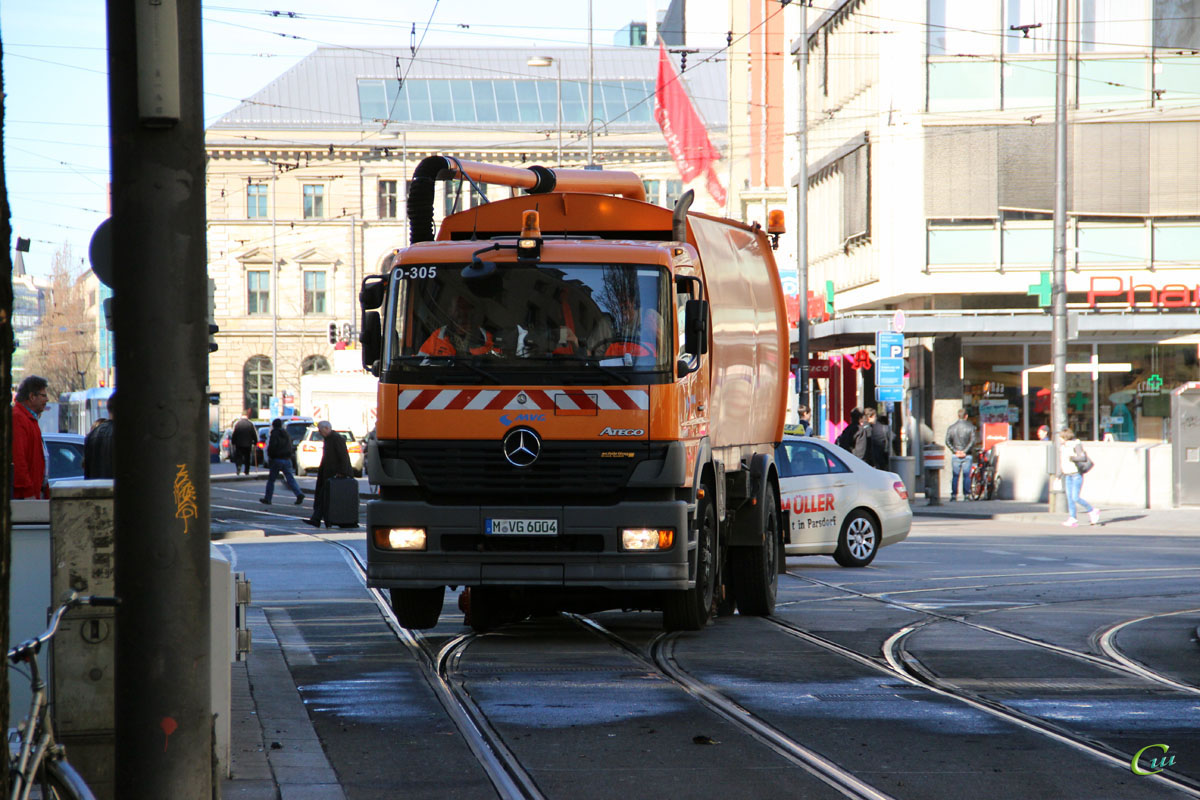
296, 530, 546, 800
775, 570, 1200, 795
784, 569, 1200, 693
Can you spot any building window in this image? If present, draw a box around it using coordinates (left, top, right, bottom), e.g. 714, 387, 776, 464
1076, 222, 1147, 265
247, 270, 270, 315
927, 221, 997, 266
642, 180, 661, 206
1078, 58, 1148, 106
301, 355, 331, 375
665, 180, 683, 210
247, 184, 268, 219
1003, 0, 1057, 55
303, 270, 327, 314
928, 1, 995, 56
928, 61, 999, 111
356, 78, 655, 126
243, 355, 273, 418
303, 184, 325, 219
1082, 0, 1150, 52
378, 180, 398, 218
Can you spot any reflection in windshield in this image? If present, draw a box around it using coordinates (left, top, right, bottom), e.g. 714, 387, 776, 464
385, 263, 670, 371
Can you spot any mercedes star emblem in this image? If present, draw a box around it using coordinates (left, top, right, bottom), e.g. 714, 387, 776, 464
502, 428, 541, 468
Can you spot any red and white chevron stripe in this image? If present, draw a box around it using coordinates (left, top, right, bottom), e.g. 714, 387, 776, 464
395, 388, 649, 411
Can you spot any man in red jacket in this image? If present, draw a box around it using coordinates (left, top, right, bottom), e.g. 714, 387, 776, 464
12, 375, 50, 499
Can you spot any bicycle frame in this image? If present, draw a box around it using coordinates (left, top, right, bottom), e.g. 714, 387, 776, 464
8, 595, 114, 800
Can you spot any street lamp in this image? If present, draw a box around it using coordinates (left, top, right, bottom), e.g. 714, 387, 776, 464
527, 56, 562, 166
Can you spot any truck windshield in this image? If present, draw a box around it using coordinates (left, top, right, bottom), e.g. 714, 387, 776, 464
383, 262, 672, 378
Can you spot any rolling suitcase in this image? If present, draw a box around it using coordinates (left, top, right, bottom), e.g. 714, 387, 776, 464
323, 476, 359, 528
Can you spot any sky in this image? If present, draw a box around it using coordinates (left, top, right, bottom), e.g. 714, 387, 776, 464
2, 0, 664, 279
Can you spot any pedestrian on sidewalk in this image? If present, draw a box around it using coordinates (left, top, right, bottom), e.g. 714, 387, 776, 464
84, 393, 115, 479
12, 375, 50, 499
260, 418, 305, 506
835, 408, 862, 452
945, 408, 977, 501
1058, 429, 1099, 527
860, 407, 892, 470
231, 410, 257, 476
305, 421, 352, 528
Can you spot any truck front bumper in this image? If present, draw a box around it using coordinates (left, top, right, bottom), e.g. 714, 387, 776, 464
366, 499, 691, 590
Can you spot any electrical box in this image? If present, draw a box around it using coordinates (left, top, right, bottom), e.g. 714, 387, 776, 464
50, 480, 116, 800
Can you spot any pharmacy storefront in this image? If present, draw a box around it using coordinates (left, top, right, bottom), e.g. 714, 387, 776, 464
807, 297, 1200, 447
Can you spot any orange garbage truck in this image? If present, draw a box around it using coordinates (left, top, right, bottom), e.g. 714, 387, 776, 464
359, 156, 789, 632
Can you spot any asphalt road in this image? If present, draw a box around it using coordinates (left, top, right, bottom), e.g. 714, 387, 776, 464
211, 483, 1200, 799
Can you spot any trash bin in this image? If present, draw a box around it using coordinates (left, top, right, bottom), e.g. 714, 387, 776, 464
922, 444, 945, 505
891, 456, 915, 501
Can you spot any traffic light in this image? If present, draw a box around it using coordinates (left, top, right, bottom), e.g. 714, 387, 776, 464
328, 322, 339, 345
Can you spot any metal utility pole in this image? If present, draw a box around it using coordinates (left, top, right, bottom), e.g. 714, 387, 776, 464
107, 0, 212, 796
795, 3, 810, 408
1050, 0, 1069, 510
587, 0, 595, 165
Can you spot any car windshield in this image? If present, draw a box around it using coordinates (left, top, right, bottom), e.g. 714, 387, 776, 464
383, 261, 672, 380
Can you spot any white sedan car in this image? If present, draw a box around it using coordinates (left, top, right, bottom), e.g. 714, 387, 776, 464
775, 435, 912, 567
296, 427, 365, 477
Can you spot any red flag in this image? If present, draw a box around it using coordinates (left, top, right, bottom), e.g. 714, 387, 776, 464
654, 42, 726, 206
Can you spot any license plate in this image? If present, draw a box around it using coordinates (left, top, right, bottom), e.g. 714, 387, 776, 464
485, 518, 558, 536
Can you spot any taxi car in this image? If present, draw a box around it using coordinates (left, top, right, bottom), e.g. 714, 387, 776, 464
296, 426, 364, 477
776, 434, 911, 567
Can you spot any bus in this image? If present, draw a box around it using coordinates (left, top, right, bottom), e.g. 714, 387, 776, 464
58, 387, 113, 434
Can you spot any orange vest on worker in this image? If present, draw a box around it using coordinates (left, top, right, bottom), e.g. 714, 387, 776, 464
419, 326, 499, 356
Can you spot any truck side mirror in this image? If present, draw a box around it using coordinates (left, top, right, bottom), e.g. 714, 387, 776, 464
360, 276, 387, 310
684, 299, 709, 356
360, 311, 382, 376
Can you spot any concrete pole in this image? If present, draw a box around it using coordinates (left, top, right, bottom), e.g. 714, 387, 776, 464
1050, 0, 1069, 511
588, 0, 595, 166
106, 0, 212, 795
796, 3, 810, 409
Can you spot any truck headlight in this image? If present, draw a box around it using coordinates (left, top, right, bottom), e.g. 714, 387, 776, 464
374, 527, 426, 551
621, 528, 674, 551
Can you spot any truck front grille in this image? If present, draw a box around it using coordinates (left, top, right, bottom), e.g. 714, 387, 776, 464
395, 441, 662, 499
441, 534, 605, 553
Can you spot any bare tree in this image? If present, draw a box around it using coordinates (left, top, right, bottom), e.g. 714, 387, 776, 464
24, 243, 97, 398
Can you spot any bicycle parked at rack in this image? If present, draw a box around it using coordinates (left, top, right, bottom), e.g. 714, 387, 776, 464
8, 593, 118, 800
968, 448, 1000, 501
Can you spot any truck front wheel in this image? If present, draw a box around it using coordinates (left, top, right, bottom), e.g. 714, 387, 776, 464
390, 587, 445, 629
729, 482, 779, 616
663, 488, 716, 631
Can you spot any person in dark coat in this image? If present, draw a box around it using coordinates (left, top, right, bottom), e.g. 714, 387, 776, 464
305, 421, 352, 527
230, 410, 258, 475
864, 409, 894, 471
260, 418, 305, 505
84, 393, 115, 479
835, 408, 863, 453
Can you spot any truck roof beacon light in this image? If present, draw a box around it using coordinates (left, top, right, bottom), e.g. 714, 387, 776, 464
517, 210, 542, 260
767, 209, 786, 250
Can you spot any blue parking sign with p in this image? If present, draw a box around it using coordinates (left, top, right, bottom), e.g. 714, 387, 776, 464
877, 331, 904, 359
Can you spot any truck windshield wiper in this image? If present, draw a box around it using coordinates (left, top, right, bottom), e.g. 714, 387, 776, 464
542, 354, 631, 384
395, 355, 501, 384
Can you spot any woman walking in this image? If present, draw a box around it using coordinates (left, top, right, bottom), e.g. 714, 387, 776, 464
1058, 429, 1099, 527
260, 418, 305, 506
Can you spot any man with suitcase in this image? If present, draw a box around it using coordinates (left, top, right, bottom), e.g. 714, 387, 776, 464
304, 421, 357, 528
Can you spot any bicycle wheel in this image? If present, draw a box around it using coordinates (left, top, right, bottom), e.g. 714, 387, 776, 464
29, 758, 96, 800
967, 467, 984, 501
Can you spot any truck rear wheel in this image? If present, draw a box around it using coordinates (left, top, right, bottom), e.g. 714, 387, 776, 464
730, 482, 779, 616
389, 587, 445, 629
663, 488, 716, 631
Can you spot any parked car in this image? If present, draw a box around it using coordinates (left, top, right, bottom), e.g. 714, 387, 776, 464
219, 427, 233, 461
296, 426, 364, 477
775, 434, 911, 567
44, 432, 87, 485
